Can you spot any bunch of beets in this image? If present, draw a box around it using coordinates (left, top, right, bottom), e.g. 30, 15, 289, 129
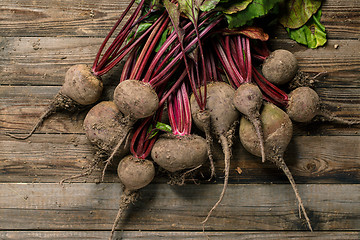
7, 1, 359, 239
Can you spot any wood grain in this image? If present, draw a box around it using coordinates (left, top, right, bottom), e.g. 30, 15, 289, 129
0, 0, 358, 39
0, 183, 358, 231
1, 134, 359, 183
0, 0, 133, 37
0, 0, 359, 238
1, 37, 359, 86
1, 85, 359, 136
0, 231, 359, 240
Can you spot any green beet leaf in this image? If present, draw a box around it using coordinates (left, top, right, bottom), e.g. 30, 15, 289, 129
286, 10, 327, 48
220, 0, 253, 14
279, 0, 322, 29
200, 0, 221, 12
225, 0, 282, 29
147, 122, 172, 140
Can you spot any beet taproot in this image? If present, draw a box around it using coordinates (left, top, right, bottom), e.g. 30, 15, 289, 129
109, 155, 155, 240
239, 102, 312, 231
233, 83, 266, 162
6, 64, 103, 140
190, 81, 239, 223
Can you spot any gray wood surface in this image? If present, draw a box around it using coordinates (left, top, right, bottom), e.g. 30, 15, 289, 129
1, 134, 359, 183
0, 183, 359, 231
1, 231, 359, 240
0, 0, 359, 239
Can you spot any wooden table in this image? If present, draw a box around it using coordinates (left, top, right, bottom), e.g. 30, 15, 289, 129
1, 0, 359, 239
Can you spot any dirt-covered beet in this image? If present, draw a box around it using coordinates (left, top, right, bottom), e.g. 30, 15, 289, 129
233, 83, 266, 162
286, 87, 320, 123
7, 64, 103, 140
239, 102, 312, 231
61, 64, 103, 105
114, 80, 159, 120
262, 49, 298, 85
191, 82, 239, 135
110, 155, 155, 240
240, 102, 292, 158
60, 101, 132, 184
190, 81, 239, 223
287, 86, 360, 125
151, 133, 207, 172
117, 155, 155, 191
83, 101, 130, 158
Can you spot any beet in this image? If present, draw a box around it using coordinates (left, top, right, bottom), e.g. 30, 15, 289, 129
62, 64, 103, 105
262, 49, 298, 85
114, 80, 159, 120
151, 133, 207, 172
286, 87, 320, 123
6, 64, 103, 140
239, 102, 312, 231
60, 101, 131, 184
286, 87, 360, 125
190, 81, 239, 223
83, 101, 130, 157
233, 83, 266, 163
110, 155, 155, 240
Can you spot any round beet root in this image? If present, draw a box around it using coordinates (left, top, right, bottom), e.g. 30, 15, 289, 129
233, 83, 266, 162
233, 83, 263, 118
6, 64, 103, 140
117, 155, 155, 191
191, 82, 239, 135
114, 80, 159, 120
262, 49, 298, 85
287, 87, 320, 123
110, 155, 155, 239
240, 102, 293, 159
239, 102, 312, 231
190, 81, 239, 224
61, 64, 103, 105
83, 101, 130, 157
151, 133, 207, 172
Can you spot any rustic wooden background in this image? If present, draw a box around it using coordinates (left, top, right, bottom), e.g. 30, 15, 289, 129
0, 0, 359, 239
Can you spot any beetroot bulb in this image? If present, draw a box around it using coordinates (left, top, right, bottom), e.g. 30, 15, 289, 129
109, 155, 155, 240
60, 101, 131, 184
287, 86, 360, 125
262, 49, 298, 85
151, 82, 208, 183
240, 102, 313, 231
5, 64, 103, 140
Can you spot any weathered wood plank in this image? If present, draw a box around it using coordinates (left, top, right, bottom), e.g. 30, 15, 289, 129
0, 0, 358, 39
1, 134, 359, 183
0, 183, 358, 231
0, 231, 359, 240
0, 37, 123, 86
0, 0, 133, 37
1, 85, 359, 136
1, 37, 359, 87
